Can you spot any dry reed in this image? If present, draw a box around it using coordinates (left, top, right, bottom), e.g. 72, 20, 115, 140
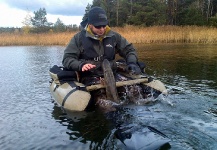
0, 32, 76, 46
112, 25, 217, 44
1, 26, 217, 46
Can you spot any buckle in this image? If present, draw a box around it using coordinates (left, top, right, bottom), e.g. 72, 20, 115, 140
94, 55, 103, 61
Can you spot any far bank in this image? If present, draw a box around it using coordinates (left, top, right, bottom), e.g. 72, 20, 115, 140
0, 25, 217, 46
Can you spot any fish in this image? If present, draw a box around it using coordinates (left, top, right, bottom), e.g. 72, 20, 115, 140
102, 59, 119, 103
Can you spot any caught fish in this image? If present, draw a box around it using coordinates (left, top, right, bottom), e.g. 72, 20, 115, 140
102, 59, 119, 103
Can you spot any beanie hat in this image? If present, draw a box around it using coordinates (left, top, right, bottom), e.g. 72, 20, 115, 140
88, 7, 108, 26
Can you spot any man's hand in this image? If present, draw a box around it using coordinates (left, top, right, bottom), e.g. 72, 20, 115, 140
127, 63, 141, 75
82, 63, 96, 71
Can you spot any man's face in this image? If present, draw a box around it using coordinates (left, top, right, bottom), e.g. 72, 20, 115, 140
89, 24, 106, 36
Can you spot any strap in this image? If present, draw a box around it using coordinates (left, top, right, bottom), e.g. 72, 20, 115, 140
62, 87, 77, 107
61, 82, 87, 107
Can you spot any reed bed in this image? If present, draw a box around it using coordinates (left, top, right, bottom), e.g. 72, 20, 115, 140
1, 26, 217, 46
113, 25, 217, 44
0, 32, 76, 46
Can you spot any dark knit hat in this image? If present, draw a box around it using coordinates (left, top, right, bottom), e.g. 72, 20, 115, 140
88, 7, 108, 26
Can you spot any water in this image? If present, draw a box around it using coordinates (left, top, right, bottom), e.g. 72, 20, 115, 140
0, 44, 216, 150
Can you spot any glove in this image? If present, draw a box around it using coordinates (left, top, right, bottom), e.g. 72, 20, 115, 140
126, 63, 141, 75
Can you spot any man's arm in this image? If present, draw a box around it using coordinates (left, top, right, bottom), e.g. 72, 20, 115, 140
62, 32, 85, 71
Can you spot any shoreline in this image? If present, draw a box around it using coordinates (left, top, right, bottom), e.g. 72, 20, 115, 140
1, 25, 217, 46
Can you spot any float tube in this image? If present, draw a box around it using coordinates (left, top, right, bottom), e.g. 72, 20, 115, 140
49, 65, 91, 111
49, 61, 167, 111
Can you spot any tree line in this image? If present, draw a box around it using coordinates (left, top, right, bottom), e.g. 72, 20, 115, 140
86, 0, 217, 27
0, 8, 79, 34
1, 0, 217, 33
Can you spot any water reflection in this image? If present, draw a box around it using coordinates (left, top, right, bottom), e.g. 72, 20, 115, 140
135, 44, 217, 97
51, 104, 171, 150
52, 105, 113, 149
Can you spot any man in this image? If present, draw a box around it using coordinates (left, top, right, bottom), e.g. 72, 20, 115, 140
62, 6, 141, 84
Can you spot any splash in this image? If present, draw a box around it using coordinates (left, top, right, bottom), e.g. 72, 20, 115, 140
95, 82, 173, 112
96, 99, 119, 113
118, 84, 163, 105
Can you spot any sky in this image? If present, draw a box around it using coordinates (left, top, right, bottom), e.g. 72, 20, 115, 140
0, 0, 93, 27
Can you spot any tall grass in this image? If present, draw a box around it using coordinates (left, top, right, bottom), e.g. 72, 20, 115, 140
0, 32, 76, 46
1, 26, 217, 46
113, 25, 217, 44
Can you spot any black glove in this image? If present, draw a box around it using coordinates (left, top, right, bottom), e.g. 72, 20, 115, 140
126, 63, 142, 75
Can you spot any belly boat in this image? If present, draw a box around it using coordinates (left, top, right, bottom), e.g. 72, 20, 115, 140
49, 60, 167, 111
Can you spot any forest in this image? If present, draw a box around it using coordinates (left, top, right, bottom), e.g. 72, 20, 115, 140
1, 0, 217, 34
87, 0, 217, 27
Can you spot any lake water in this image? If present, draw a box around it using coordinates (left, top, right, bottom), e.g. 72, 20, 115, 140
0, 44, 216, 150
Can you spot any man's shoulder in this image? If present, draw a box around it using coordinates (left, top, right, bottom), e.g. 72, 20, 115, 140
73, 30, 85, 41
75, 30, 84, 36
108, 29, 118, 35
107, 29, 121, 38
